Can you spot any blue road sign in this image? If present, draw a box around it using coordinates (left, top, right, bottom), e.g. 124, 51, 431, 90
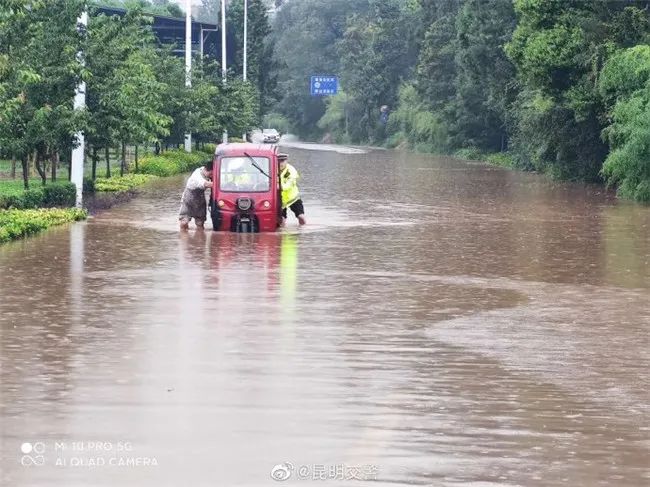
310, 75, 338, 96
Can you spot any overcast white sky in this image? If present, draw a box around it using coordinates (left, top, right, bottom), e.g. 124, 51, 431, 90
171, 0, 202, 8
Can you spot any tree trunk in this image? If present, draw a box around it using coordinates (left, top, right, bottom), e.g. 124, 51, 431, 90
120, 141, 126, 176
134, 145, 139, 172
51, 151, 58, 182
21, 156, 29, 190
34, 151, 47, 185
92, 147, 98, 180
105, 147, 111, 178
11, 156, 16, 179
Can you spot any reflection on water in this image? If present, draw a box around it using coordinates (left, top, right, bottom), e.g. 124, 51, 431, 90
0, 147, 648, 487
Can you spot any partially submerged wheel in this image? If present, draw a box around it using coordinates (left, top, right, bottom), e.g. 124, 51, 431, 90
209, 198, 221, 231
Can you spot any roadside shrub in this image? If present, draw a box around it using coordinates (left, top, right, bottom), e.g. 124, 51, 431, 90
136, 155, 177, 176
384, 132, 407, 149
42, 183, 76, 206
137, 149, 208, 176
0, 208, 87, 244
199, 143, 216, 156
386, 84, 450, 153
485, 152, 515, 168
454, 147, 484, 161
83, 177, 96, 194
0, 181, 76, 209
95, 174, 157, 192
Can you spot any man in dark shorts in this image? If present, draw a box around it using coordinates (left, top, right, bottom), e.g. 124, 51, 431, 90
278, 153, 306, 226
178, 162, 213, 230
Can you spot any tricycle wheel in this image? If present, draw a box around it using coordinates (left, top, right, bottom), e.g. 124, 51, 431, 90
210, 206, 221, 231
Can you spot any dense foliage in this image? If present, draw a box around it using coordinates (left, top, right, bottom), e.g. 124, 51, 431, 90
2, 0, 649, 202
1, 0, 263, 187
270, 0, 650, 201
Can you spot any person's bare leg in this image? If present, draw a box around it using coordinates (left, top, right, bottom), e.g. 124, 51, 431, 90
195, 219, 205, 230
180, 218, 190, 231
298, 214, 306, 225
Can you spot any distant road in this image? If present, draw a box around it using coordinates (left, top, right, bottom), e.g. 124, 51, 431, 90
250, 130, 367, 154
279, 136, 368, 154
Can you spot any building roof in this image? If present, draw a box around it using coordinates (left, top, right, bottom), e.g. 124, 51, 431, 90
92, 5, 219, 57
92, 5, 217, 30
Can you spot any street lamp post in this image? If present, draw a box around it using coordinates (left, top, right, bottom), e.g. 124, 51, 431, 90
71, 9, 88, 208
242, 0, 248, 141
221, 0, 228, 144
243, 0, 247, 82
184, 0, 192, 153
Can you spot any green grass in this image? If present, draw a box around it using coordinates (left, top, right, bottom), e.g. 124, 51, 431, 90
0, 208, 87, 244
0, 179, 33, 197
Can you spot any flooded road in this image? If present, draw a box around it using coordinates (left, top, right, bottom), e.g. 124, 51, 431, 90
1, 147, 649, 486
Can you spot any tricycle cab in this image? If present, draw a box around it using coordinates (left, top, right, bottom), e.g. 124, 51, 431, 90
209, 143, 282, 232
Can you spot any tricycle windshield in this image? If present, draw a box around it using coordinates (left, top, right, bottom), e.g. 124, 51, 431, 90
219, 156, 271, 192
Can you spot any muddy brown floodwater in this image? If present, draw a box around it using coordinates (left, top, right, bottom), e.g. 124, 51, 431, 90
1, 146, 649, 487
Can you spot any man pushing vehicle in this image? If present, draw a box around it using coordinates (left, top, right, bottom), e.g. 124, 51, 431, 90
278, 153, 306, 226
179, 161, 213, 230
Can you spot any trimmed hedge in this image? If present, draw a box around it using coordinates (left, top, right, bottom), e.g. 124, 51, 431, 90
0, 181, 76, 210
0, 208, 87, 244
137, 149, 209, 177
199, 143, 216, 156
95, 174, 157, 192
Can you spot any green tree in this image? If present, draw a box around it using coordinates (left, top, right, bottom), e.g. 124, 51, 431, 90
450, 0, 517, 151
110, 49, 171, 174
385, 83, 449, 152
415, 0, 461, 113
316, 91, 351, 142
599, 45, 650, 201
338, 0, 421, 142
505, 0, 649, 181
0, 0, 86, 188
86, 7, 163, 176
270, 0, 367, 137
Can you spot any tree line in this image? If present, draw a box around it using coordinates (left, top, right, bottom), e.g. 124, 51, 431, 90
270, 0, 650, 202
0, 0, 264, 189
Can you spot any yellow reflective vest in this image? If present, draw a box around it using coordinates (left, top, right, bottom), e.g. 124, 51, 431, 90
280, 163, 300, 208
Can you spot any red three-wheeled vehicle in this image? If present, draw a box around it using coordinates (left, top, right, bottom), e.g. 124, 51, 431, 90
209, 143, 283, 232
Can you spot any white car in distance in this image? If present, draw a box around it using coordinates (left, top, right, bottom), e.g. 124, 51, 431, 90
262, 129, 280, 144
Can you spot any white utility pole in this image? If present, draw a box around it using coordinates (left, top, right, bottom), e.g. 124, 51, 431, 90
71, 9, 88, 208
243, 0, 248, 82
242, 0, 248, 141
184, 0, 192, 153
221, 0, 228, 144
